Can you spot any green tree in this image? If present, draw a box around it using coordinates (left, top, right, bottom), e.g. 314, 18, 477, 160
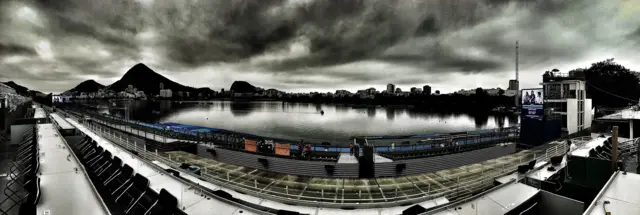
569, 59, 640, 107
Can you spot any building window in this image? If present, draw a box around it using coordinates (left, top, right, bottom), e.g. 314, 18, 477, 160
562, 84, 570, 99
569, 90, 577, 99
562, 115, 567, 128
545, 84, 561, 99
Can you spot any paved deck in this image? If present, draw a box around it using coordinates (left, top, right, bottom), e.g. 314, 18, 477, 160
33, 108, 46, 118
36, 123, 108, 215
585, 171, 640, 215
50, 113, 74, 130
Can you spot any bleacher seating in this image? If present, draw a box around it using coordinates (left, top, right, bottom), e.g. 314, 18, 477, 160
378, 141, 501, 160
67, 135, 187, 215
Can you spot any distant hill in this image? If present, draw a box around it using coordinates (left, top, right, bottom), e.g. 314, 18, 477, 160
106, 63, 195, 95
229, 81, 257, 93
68, 80, 105, 93
3, 81, 29, 96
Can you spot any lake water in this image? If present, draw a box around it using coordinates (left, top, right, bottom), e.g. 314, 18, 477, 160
97, 100, 519, 143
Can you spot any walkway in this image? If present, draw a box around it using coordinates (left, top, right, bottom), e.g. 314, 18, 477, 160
36, 123, 109, 215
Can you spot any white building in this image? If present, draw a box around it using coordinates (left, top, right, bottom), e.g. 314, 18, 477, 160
160, 89, 173, 98
542, 77, 592, 135
386, 84, 395, 94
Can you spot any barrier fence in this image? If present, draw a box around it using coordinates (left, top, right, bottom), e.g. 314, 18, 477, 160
78, 115, 567, 208
63, 107, 519, 153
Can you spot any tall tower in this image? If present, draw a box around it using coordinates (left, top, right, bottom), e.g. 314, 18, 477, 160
515, 41, 519, 107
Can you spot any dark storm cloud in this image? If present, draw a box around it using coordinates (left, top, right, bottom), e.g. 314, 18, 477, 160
0, 43, 37, 56
0, 0, 638, 93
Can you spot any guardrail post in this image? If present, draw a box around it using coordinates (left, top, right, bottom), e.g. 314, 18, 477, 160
286, 186, 289, 194
255, 179, 257, 188
227, 173, 229, 181
321, 189, 324, 198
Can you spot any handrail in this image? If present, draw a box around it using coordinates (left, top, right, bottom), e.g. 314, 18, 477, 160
68, 107, 519, 152
70, 108, 518, 159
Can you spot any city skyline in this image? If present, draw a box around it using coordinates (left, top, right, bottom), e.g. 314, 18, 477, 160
1, 0, 639, 94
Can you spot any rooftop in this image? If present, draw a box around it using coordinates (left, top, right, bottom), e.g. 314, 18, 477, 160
598, 107, 640, 121
584, 171, 640, 215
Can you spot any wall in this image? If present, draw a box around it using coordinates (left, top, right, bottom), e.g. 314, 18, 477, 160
584, 99, 592, 129
198, 143, 516, 178
538, 190, 584, 215
566, 98, 577, 134
374, 143, 516, 177
208, 146, 359, 178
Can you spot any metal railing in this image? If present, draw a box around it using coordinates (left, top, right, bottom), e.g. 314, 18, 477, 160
0, 126, 37, 215
79, 115, 567, 208
67, 107, 519, 155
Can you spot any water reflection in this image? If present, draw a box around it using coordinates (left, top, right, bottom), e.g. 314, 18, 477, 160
230, 102, 255, 117
386, 108, 395, 120
76, 100, 520, 143
367, 108, 376, 118
473, 114, 490, 128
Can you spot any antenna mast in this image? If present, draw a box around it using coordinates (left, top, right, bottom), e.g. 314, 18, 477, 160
516, 41, 519, 82
515, 41, 519, 107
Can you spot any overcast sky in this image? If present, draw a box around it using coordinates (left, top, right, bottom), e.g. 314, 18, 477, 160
1, 0, 639, 94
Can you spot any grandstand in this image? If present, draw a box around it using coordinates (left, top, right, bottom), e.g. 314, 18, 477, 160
55, 107, 568, 209
9, 104, 632, 215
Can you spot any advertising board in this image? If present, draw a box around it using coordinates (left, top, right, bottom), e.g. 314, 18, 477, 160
275, 143, 291, 156
244, 139, 257, 152
521, 88, 544, 120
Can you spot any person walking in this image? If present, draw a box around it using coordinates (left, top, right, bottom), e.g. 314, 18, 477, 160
349, 143, 354, 155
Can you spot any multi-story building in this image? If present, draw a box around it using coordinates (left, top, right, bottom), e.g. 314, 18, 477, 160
159, 89, 173, 98
541, 71, 592, 135
334, 90, 352, 97
386, 84, 395, 94
366, 88, 377, 95
423, 85, 431, 95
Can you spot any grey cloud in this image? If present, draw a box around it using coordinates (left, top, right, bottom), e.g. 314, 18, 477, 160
0, 43, 37, 56
0, 0, 638, 93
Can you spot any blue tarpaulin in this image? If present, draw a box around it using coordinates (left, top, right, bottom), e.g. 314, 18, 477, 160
137, 122, 220, 133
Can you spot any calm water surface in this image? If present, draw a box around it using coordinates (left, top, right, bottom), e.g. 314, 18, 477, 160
101, 101, 519, 143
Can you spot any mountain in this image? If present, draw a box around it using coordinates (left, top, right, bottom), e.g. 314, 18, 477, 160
106, 63, 195, 95
68, 80, 105, 93
229, 81, 257, 93
3, 81, 30, 96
